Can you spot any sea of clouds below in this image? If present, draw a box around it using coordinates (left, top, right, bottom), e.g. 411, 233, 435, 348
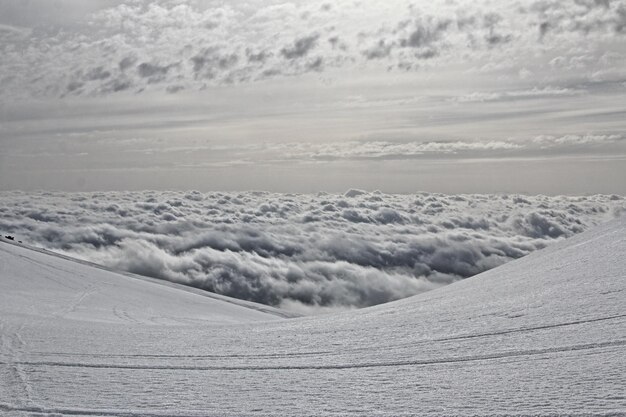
0, 190, 624, 314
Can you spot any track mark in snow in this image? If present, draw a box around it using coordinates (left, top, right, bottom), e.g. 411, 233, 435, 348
69, 287, 97, 313
0, 321, 37, 409
54, 286, 99, 318
0, 402, 210, 417
23, 313, 626, 361
3, 340, 624, 372
112, 305, 143, 324
23, 349, 336, 361
429, 313, 626, 343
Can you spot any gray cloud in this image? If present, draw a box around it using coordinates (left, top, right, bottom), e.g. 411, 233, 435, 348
1, 190, 623, 313
119, 55, 137, 71
400, 18, 451, 48
246, 49, 271, 63
86, 66, 111, 81
191, 47, 239, 79
137, 62, 172, 79
482, 12, 512, 46
1, 0, 624, 98
363, 40, 394, 60
102, 77, 132, 93
281, 34, 320, 59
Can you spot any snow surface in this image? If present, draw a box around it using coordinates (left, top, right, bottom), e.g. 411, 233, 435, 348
1, 216, 625, 416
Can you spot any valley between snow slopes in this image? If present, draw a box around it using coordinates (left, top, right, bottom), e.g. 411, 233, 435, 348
1, 217, 625, 416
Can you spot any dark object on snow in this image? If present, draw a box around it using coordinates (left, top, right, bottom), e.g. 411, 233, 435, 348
4, 235, 14, 240
18, 241, 22, 243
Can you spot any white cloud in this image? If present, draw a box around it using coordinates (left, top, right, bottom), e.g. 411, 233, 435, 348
532, 133, 624, 148
452, 87, 586, 103
270, 140, 522, 160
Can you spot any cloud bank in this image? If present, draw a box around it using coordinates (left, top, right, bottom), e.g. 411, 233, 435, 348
1, 0, 625, 98
1, 191, 623, 313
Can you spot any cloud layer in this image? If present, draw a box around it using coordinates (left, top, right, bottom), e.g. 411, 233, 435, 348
1, 190, 623, 313
251, 134, 626, 161
1, 0, 625, 98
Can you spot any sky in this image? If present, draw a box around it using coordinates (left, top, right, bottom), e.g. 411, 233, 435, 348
1, 0, 625, 194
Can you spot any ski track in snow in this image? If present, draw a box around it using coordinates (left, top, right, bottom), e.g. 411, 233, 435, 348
1, 217, 626, 416
2, 339, 624, 371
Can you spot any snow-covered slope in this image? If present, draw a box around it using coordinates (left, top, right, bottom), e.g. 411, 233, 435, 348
1, 216, 625, 416
0, 241, 293, 325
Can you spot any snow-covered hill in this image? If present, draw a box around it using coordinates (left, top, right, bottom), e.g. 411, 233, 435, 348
1, 216, 625, 416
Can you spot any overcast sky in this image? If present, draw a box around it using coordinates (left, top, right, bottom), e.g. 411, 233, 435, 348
1, 0, 625, 193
